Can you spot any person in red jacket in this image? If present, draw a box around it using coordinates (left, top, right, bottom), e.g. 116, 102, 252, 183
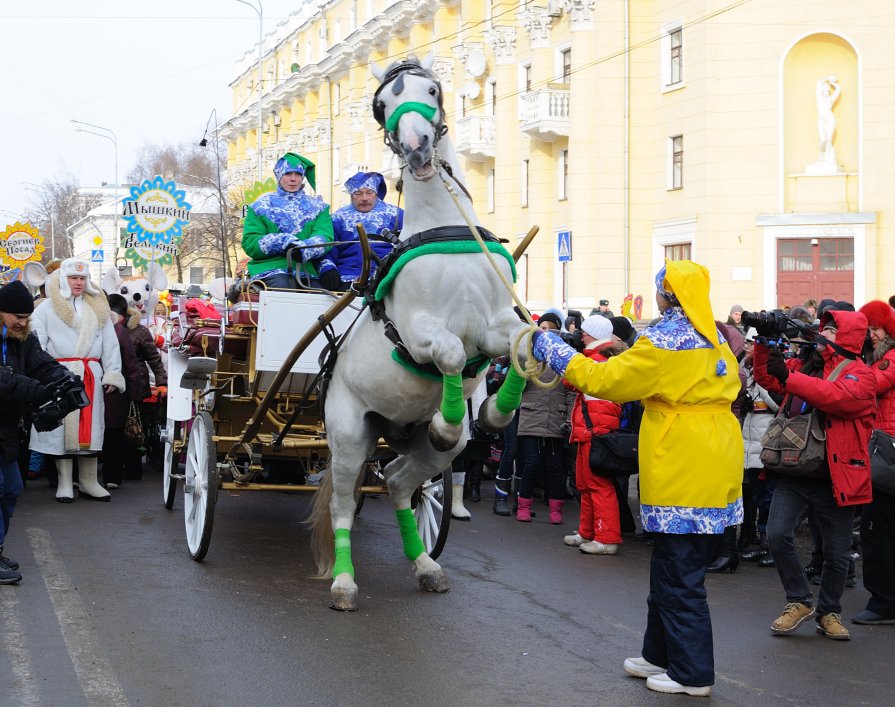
754, 308, 876, 641
563, 315, 626, 555
853, 300, 895, 625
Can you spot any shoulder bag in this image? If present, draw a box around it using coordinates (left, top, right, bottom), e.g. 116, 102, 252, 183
869, 429, 895, 496
581, 402, 639, 477
125, 402, 145, 447
759, 359, 849, 476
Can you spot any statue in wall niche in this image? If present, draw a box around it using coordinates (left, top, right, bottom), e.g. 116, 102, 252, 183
815, 75, 841, 166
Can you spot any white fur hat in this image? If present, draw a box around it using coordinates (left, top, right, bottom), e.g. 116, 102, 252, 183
581, 314, 613, 341
58, 258, 100, 298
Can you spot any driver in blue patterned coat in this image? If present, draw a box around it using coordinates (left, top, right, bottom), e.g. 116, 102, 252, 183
315, 172, 403, 290
241, 152, 334, 289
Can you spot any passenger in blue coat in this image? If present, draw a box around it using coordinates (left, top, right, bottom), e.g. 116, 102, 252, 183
318, 172, 403, 290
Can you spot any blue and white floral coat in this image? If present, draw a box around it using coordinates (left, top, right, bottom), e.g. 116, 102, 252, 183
319, 200, 403, 284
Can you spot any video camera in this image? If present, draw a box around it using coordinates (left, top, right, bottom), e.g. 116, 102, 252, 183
27, 373, 90, 432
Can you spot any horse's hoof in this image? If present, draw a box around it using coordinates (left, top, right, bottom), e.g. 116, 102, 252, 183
330, 587, 358, 611
427, 425, 456, 452
418, 569, 450, 593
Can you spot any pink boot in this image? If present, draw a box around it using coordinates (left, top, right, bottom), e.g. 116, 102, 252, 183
516, 496, 533, 522
549, 499, 565, 525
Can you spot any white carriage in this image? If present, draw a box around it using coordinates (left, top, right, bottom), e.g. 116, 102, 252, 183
162, 278, 451, 561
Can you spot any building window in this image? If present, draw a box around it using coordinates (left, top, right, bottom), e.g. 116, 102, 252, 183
561, 48, 571, 83
189, 266, 204, 283
664, 242, 691, 261
486, 79, 497, 117
487, 169, 495, 213
558, 149, 569, 200
524, 63, 532, 92
461, 95, 467, 118
661, 21, 684, 90
332, 146, 341, 184
521, 160, 529, 207
668, 135, 683, 190
214, 266, 226, 280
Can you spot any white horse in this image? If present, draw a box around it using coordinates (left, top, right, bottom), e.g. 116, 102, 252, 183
309, 53, 532, 610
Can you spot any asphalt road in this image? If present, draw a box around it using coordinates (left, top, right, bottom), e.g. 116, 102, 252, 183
1, 474, 889, 706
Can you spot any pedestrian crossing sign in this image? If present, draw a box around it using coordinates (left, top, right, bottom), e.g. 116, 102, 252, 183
91, 249, 104, 262
557, 230, 572, 262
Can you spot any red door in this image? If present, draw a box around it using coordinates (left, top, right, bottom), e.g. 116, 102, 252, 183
776, 238, 854, 308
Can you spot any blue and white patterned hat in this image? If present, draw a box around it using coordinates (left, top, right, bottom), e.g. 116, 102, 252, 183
344, 171, 386, 200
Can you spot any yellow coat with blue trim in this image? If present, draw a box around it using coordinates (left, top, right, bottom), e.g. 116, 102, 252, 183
564, 336, 742, 533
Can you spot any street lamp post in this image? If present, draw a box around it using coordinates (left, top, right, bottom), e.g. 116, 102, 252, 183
199, 108, 231, 282
236, 0, 264, 181
72, 120, 119, 271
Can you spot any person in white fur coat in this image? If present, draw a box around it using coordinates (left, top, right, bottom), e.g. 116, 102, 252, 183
29, 258, 126, 502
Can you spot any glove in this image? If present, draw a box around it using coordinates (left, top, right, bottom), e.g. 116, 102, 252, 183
765, 348, 789, 385
24, 377, 52, 404
531, 329, 577, 376
318, 268, 342, 291
156, 386, 168, 398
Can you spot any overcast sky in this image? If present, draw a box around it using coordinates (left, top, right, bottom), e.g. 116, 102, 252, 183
0, 0, 303, 223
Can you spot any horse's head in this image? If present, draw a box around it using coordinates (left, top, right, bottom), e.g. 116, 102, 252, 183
372, 53, 445, 181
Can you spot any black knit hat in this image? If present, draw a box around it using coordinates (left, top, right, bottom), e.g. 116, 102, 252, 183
609, 316, 635, 343
107, 293, 129, 317
538, 312, 563, 330
0, 280, 35, 314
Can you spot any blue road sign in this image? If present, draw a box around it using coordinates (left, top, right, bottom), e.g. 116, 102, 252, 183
91, 249, 104, 262
557, 230, 572, 262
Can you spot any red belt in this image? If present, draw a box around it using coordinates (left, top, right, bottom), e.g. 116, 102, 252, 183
58, 357, 100, 447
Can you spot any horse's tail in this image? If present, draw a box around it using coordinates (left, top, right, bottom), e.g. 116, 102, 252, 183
308, 466, 335, 579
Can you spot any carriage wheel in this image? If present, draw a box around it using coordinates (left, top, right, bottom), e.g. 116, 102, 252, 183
413, 473, 451, 561
183, 411, 219, 561
163, 418, 182, 510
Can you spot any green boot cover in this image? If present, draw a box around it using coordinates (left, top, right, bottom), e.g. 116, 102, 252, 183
440, 373, 465, 426
332, 528, 354, 578
496, 366, 526, 415
395, 507, 425, 561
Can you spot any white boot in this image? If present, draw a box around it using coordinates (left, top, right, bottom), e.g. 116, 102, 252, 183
451, 471, 471, 521
77, 457, 110, 501
56, 458, 74, 503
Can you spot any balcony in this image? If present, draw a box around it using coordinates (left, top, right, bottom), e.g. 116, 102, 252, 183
454, 116, 496, 161
519, 86, 570, 141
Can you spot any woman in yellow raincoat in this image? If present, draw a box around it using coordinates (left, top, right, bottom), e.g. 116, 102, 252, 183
531, 260, 743, 697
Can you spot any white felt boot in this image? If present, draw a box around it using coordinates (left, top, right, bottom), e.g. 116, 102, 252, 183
451, 471, 471, 521
77, 457, 110, 501
55, 458, 74, 503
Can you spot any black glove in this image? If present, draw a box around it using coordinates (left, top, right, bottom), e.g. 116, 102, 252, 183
18, 375, 51, 404
318, 268, 342, 291
765, 349, 789, 385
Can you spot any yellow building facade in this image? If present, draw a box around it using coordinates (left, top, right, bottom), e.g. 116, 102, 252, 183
221, 0, 895, 319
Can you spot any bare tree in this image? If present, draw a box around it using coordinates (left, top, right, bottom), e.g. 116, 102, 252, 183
23, 174, 101, 261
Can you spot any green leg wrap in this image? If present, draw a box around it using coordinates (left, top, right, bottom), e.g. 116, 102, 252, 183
440, 373, 466, 426
332, 528, 355, 578
395, 508, 425, 562
496, 366, 526, 415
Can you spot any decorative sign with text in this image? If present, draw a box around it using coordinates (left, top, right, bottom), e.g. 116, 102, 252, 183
0, 222, 45, 267
120, 232, 182, 269
121, 176, 192, 245
240, 178, 277, 219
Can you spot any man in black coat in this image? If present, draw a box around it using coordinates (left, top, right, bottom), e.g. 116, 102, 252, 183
0, 280, 71, 584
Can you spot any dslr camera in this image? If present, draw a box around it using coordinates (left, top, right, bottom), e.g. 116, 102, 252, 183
741, 310, 805, 342
27, 373, 90, 432
560, 329, 584, 352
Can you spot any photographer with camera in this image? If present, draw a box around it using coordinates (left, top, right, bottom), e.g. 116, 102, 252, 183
29, 259, 126, 503
752, 307, 875, 641
0, 281, 73, 584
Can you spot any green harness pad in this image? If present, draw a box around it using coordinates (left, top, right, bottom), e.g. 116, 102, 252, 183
389, 350, 490, 381
332, 528, 354, 578
495, 365, 526, 415
395, 507, 425, 561
373, 240, 516, 302
385, 101, 438, 132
